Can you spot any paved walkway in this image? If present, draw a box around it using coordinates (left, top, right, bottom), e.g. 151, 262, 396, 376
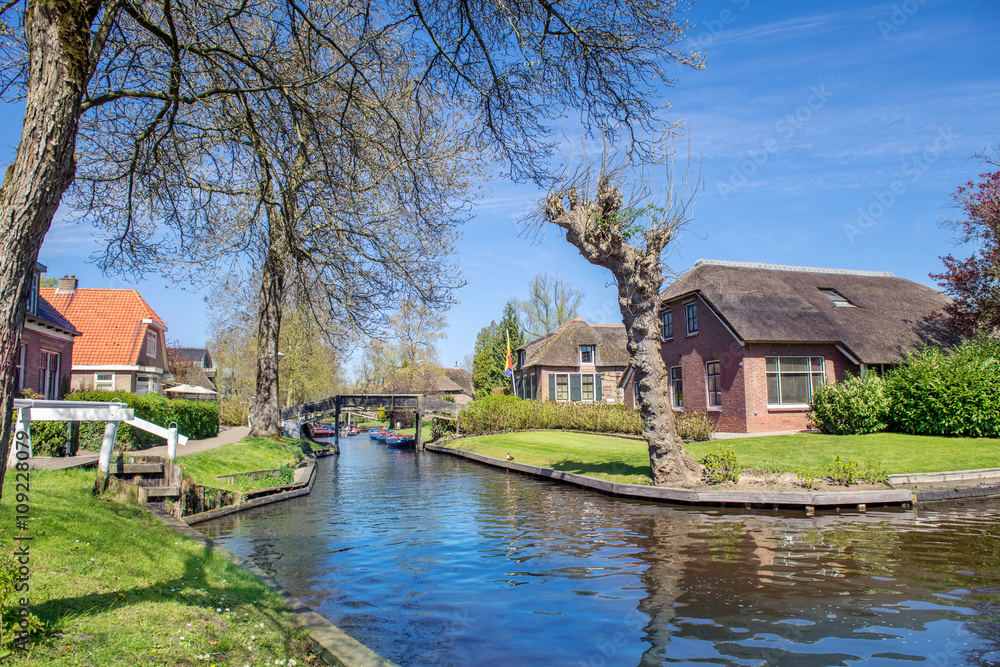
713, 429, 814, 439
27, 426, 250, 471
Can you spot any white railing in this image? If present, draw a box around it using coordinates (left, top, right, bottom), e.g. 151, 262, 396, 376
8, 399, 190, 472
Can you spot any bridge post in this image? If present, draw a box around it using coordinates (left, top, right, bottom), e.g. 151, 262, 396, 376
334, 395, 341, 451
415, 396, 423, 450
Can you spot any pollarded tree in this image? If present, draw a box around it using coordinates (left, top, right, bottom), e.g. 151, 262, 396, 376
537, 160, 702, 486
517, 273, 586, 337
931, 148, 1000, 337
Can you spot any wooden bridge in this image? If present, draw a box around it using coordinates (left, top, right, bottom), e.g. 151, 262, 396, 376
280, 394, 459, 450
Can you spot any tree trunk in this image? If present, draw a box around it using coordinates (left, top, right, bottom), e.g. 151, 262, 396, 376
249, 234, 285, 438
0, 0, 98, 496
545, 179, 701, 487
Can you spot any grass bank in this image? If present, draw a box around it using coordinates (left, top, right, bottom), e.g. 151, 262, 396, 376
446, 431, 1000, 484
180, 437, 319, 491
0, 467, 316, 665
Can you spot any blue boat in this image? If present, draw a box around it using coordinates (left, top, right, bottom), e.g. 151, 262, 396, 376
385, 434, 415, 448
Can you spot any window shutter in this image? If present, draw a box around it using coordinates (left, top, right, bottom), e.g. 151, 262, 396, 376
549, 373, 555, 400
595, 374, 602, 401
570, 373, 582, 401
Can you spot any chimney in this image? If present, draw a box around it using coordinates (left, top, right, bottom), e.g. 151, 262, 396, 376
56, 275, 78, 294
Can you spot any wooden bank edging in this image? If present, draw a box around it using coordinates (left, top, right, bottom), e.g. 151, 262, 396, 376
184, 457, 318, 525
149, 507, 397, 667
424, 444, 917, 511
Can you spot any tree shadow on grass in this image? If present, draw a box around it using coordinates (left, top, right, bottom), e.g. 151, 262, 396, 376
28, 546, 302, 657
549, 459, 650, 480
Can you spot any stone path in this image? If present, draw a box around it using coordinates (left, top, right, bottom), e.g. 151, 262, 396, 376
27, 425, 250, 471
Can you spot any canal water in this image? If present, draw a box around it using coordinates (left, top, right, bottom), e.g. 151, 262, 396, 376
196, 435, 1000, 666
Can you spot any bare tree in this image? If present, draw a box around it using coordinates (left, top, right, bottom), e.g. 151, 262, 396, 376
517, 272, 586, 336
535, 157, 702, 486
0, 0, 700, 485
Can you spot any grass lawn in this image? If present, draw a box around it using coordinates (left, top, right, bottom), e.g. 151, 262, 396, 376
0, 468, 316, 665
448, 430, 1000, 484
179, 437, 317, 491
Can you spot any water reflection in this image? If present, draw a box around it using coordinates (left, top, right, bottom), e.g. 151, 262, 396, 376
197, 436, 1000, 666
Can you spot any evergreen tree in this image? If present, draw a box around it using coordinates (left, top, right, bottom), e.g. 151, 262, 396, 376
471, 300, 527, 398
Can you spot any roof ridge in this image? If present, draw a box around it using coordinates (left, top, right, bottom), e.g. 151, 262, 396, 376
693, 258, 894, 278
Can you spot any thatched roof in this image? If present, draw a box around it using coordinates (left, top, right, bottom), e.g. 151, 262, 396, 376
434, 367, 473, 395
518, 318, 629, 368
662, 259, 954, 364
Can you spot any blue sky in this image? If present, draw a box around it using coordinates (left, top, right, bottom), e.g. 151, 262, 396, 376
6, 0, 999, 374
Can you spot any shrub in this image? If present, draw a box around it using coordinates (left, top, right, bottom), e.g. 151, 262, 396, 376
456, 395, 643, 436
674, 411, 717, 441
827, 455, 860, 485
33, 391, 219, 453
218, 400, 250, 426
25, 421, 68, 457
809, 372, 891, 435
887, 338, 1000, 437
795, 467, 821, 489
701, 446, 740, 484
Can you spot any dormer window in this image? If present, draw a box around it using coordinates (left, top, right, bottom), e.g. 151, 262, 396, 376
517, 350, 525, 368
820, 289, 855, 307
580, 345, 595, 364
146, 331, 158, 357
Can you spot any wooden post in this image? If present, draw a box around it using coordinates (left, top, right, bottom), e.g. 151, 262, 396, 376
96, 421, 120, 492
415, 397, 423, 450
7, 407, 32, 467
69, 421, 80, 456
334, 396, 341, 451
167, 424, 178, 460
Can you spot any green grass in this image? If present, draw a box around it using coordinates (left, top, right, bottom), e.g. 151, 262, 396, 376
0, 469, 316, 665
448, 430, 1000, 483
686, 432, 1000, 474
179, 437, 315, 490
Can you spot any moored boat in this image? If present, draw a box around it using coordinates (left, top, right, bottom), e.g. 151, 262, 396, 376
309, 423, 338, 437
385, 434, 415, 448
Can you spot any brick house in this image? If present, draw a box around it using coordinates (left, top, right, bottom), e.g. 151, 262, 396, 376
168, 346, 218, 390
41, 276, 170, 395
431, 366, 474, 405
621, 259, 953, 433
514, 318, 630, 403
15, 263, 79, 399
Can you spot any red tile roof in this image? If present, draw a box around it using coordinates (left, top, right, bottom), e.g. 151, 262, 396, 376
40, 288, 167, 366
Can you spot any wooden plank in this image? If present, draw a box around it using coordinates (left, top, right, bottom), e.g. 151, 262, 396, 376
121, 463, 164, 474
145, 486, 181, 498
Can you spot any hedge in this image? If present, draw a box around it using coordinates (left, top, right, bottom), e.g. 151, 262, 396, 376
887, 338, 1000, 437
28, 391, 219, 456
809, 372, 891, 435
456, 394, 716, 441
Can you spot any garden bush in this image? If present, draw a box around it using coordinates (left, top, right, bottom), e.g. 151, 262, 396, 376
674, 411, 717, 441
809, 371, 891, 435
28, 391, 219, 453
701, 445, 740, 483
887, 338, 1000, 437
457, 395, 643, 436
218, 400, 250, 426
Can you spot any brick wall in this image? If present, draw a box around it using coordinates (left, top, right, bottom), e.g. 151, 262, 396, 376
742, 343, 857, 432
660, 295, 748, 432
19, 328, 74, 399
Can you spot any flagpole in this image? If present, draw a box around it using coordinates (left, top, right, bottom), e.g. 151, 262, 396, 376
506, 329, 516, 395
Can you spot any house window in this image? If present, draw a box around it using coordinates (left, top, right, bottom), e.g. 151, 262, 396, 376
706, 361, 722, 408
685, 302, 698, 335
556, 374, 569, 401
137, 375, 160, 396
550, 372, 602, 402
40, 351, 59, 400
580, 345, 595, 364
670, 366, 683, 409
530, 373, 536, 400
819, 289, 855, 307
146, 332, 158, 357
633, 375, 640, 404
661, 310, 673, 340
26, 272, 39, 316
766, 357, 825, 406
518, 350, 526, 367
95, 373, 114, 391
14, 346, 25, 391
